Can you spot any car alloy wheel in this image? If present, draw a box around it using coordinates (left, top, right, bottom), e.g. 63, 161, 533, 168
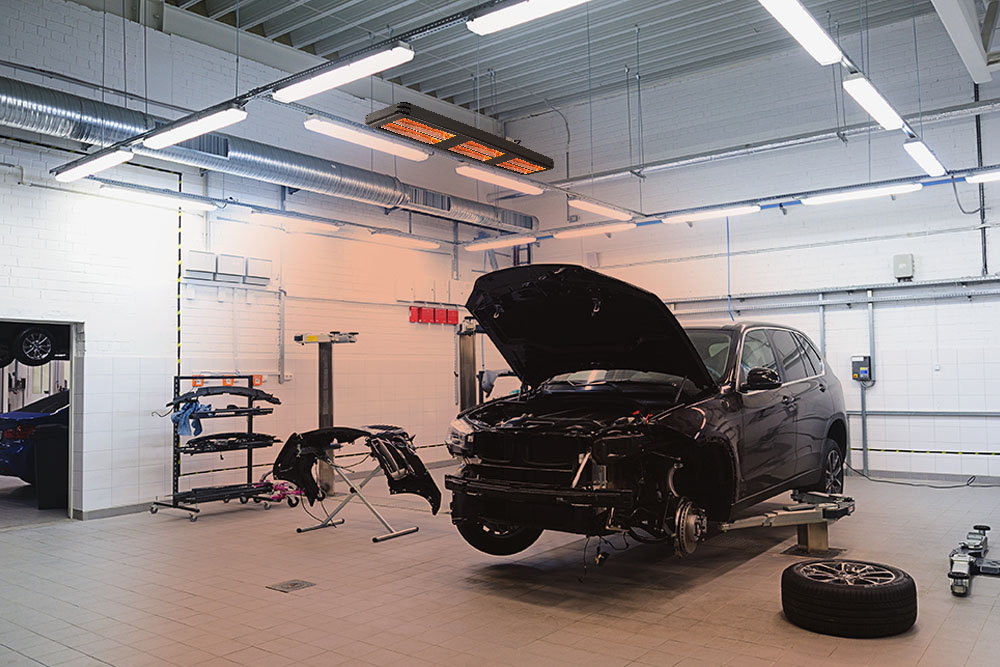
800, 560, 896, 586
16, 328, 55, 366
823, 448, 844, 494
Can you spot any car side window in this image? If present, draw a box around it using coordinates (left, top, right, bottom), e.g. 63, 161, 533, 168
796, 332, 824, 375
739, 330, 777, 384
770, 330, 808, 382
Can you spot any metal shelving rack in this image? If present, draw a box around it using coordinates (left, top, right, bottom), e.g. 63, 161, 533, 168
151, 374, 276, 521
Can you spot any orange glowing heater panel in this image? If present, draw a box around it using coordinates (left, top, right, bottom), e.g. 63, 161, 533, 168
448, 140, 505, 161
381, 118, 454, 145
497, 158, 548, 174
366, 103, 554, 174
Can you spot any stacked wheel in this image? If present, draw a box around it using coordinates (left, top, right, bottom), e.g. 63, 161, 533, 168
782, 559, 917, 638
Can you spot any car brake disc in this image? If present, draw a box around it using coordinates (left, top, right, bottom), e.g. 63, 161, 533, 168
674, 498, 708, 557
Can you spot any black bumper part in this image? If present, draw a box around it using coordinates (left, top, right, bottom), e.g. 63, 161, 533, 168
446, 475, 632, 535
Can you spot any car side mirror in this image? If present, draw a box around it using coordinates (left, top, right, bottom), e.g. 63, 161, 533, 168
742, 367, 782, 391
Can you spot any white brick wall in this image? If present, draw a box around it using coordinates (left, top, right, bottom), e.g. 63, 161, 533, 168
509, 12, 1000, 478
0, 0, 518, 512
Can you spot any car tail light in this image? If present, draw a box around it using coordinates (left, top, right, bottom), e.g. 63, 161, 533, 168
2, 424, 35, 439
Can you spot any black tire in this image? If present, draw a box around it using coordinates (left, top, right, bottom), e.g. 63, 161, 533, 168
801, 438, 844, 494
14, 327, 55, 366
287, 497, 299, 508
456, 520, 543, 556
782, 560, 917, 638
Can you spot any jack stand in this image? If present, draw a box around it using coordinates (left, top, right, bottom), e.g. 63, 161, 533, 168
719, 490, 855, 555
296, 455, 419, 543
949, 525, 999, 596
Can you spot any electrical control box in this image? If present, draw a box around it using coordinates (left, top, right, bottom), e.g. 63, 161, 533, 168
851, 355, 872, 382
893, 253, 914, 281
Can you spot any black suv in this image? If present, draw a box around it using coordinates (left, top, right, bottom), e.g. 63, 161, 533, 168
446, 265, 847, 556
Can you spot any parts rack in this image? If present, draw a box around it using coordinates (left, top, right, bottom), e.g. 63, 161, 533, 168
151, 374, 277, 521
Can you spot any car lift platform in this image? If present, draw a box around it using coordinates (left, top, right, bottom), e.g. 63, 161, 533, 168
718, 490, 855, 555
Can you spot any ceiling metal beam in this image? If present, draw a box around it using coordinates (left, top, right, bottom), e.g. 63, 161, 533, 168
931, 0, 992, 83
239, 0, 313, 31
297, 0, 447, 52
260, 0, 359, 41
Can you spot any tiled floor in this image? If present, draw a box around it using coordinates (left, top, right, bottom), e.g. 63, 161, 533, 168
0, 477, 68, 531
1, 467, 998, 667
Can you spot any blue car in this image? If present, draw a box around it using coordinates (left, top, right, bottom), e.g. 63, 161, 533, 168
0, 391, 69, 484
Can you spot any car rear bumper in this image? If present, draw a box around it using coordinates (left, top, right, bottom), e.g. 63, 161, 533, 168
445, 474, 632, 535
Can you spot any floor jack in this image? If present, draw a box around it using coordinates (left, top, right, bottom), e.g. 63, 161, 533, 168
948, 525, 1000, 596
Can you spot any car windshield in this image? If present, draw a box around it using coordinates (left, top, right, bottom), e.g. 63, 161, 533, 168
685, 329, 732, 381
545, 369, 681, 386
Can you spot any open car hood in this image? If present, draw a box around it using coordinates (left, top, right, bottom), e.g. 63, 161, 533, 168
466, 264, 715, 389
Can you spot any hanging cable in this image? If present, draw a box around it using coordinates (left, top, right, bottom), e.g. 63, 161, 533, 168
726, 216, 735, 322
635, 24, 644, 212
911, 0, 923, 136
951, 175, 984, 215
585, 4, 595, 199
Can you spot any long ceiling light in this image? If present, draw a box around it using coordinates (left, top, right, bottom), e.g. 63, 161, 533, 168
143, 105, 248, 150
757, 0, 844, 66
800, 183, 923, 206
567, 199, 632, 221
465, 235, 537, 251
842, 74, 904, 131
553, 222, 637, 239
53, 149, 132, 182
273, 43, 414, 103
662, 205, 761, 224
99, 184, 219, 211
904, 140, 946, 177
373, 232, 439, 249
966, 168, 1000, 183
467, 0, 592, 35
304, 115, 430, 162
455, 165, 544, 195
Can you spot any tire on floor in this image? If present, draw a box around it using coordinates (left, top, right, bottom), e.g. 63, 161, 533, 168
781, 559, 917, 638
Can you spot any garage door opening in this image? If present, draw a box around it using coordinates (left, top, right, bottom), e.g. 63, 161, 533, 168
0, 320, 73, 528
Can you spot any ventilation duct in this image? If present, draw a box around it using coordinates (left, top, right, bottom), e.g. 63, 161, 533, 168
0, 76, 535, 231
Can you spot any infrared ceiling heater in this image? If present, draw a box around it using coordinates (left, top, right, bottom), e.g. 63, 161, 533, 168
365, 103, 554, 175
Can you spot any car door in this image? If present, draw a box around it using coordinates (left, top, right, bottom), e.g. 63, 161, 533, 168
736, 329, 798, 497
792, 331, 832, 475
768, 329, 815, 479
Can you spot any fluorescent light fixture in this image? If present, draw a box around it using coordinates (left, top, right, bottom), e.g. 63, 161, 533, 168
842, 74, 904, 131
456, 164, 544, 195
304, 115, 430, 162
554, 222, 637, 239
143, 105, 248, 150
374, 232, 439, 250
662, 205, 761, 224
250, 211, 340, 230
801, 183, 923, 206
467, 0, 592, 35
965, 169, 1000, 184
99, 184, 219, 211
758, 0, 844, 66
465, 235, 537, 251
273, 43, 414, 103
567, 199, 632, 221
904, 140, 946, 177
54, 149, 132, 182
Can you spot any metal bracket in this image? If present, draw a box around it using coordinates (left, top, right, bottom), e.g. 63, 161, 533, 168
719, 490, 855, 554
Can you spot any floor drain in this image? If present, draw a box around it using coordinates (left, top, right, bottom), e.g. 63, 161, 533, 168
267, 579, 315, 593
